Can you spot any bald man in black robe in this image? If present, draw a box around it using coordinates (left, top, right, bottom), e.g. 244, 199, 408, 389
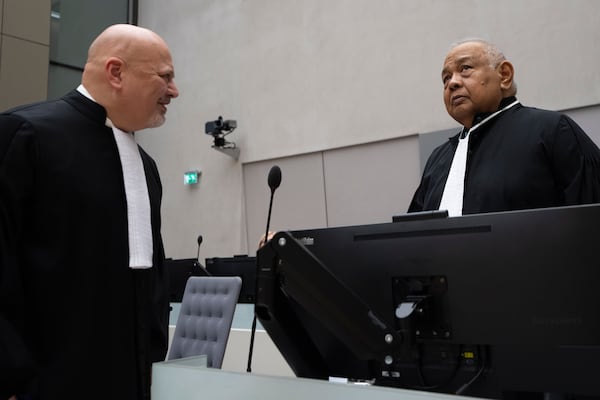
0, 24, 179, 399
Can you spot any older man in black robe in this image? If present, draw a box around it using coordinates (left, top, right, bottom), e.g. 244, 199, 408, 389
409, 40, 600, 215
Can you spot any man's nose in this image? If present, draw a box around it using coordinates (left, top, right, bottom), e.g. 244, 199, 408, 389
447, 73, 462, 89
168, 81, 179, 98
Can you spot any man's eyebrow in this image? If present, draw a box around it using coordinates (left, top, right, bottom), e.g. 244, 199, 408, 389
441, 55, 475, 76
454, 55, 474, 64
160, 68, 175, 77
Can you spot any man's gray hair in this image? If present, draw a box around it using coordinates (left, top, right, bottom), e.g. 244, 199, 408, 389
450, 38, 506, 68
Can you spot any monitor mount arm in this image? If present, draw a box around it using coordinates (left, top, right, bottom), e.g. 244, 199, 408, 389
255, 231, 405, 380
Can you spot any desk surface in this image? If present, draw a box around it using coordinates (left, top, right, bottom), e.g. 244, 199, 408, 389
152, 356, 481, 400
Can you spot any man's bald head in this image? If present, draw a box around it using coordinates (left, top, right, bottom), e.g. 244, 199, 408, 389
81, 24, 179, 132
86, 24, 166, 66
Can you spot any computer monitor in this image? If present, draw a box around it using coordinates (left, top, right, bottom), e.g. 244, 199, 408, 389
165, 257, 209, 302
205, 255, 257, 303
255, 204, 600, 398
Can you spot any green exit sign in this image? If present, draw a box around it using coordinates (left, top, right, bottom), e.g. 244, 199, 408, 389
184, 170, 200, 185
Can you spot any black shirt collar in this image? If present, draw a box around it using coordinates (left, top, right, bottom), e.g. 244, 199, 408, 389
63, 89, 108, 126
471, 96, 517, 127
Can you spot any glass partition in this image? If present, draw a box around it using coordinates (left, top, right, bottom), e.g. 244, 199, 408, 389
48, 0, 133, 99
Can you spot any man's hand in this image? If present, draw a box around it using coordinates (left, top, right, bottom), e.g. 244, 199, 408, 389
258, 231, 276, 248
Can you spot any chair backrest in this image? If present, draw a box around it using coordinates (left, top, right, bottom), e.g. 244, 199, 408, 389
168, 276, 242, 368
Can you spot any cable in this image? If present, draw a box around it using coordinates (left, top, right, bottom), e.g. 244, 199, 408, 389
455, 345, 487, 396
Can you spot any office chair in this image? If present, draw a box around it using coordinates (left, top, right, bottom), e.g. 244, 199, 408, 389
168, 276, 242, 368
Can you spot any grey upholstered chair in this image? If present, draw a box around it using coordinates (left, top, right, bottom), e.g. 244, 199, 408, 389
168, 276, 242, 368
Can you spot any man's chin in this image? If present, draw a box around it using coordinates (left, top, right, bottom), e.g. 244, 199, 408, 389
147, 116, 166, 129
448, 109, 473, 128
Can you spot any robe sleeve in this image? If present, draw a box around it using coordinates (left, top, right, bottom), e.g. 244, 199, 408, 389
408, 179, 426, 212
0, 114, 38, 397
548, 115, 600, 205
139, 148, 171, 365
407, 145, 442, 213
408, 139, 456, 213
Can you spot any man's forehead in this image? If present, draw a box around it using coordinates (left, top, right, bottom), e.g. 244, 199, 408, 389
444, 54, 476, 66
442, 44, 485, 72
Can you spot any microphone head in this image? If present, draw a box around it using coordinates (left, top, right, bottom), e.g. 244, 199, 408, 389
268, 165, 282, 191
197, 235, 203, 246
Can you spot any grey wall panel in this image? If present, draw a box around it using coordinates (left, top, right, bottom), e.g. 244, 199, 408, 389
417, 128, 458, 173
323, 136, 421, 227
0, 0, 50, 111
0, 36, 49, 111
242, 135, 422, 256
564, 105, 600, 147
3, 0, 50, 45
243, 153, 327, 256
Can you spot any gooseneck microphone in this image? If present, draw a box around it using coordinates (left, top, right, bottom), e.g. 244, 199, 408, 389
265, 165, 282, 240
196, 235, 203, 260
194, 234, 211, 276
268, 165, 282, 190
247, 165, 282, 373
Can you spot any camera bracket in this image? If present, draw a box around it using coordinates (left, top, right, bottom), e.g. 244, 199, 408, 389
205, 116, 240, 160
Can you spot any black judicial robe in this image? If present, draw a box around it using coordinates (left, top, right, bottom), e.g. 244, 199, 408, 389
409, 97, 600, 214
0, 91, 170, 399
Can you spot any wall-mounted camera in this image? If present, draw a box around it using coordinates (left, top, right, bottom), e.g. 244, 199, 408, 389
205, 116, 239, 160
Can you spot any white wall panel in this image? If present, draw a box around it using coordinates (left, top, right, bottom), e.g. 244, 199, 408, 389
243, 153, 327, 256
323, 136, 421, 227
136, 0, 600, 259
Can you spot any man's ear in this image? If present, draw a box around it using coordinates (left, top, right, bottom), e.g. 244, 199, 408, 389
497, 60, 514, 91
105, 57, 124, 88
